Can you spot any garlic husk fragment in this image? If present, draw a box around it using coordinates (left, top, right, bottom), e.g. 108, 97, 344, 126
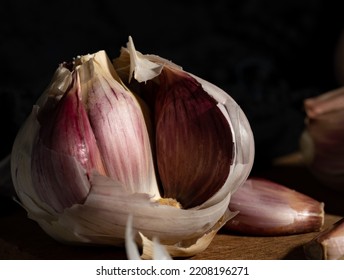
225, 178, 324, 236
125, 214, 172, 260
140, 212, 231, 260
125, 212, 232, 260
125, 214, 144, 260
304, 217, 344, 260
11, 39, 254, 258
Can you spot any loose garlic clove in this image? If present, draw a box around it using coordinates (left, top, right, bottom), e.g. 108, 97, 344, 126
225, 178, 324, 236
304, 217, 344, 260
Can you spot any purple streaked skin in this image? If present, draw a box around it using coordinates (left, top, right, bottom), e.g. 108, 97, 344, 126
225, 178, 324, 236
154, 67, 233, 209
32, 73, 106, 212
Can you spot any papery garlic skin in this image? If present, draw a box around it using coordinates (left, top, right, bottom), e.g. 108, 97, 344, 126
125, 214, 172, 260
225, 178, 324, 236
11, 38, 254, 258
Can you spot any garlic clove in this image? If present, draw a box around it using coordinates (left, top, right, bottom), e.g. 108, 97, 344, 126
11, 66, 72, 213
304, 87, 344, 119
304, 217, 344, 260
114, 36, 253, 209
153, 66, 234, 208
225, 178, 325, 236
75, 51, 159, 196
37, 72, 106, 176
31, 72, 105, 213
188, 75, 254, 208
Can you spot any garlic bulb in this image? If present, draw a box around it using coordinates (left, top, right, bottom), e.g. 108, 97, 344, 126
301, 87, 344, 191
225, 178, 324, 236
11, 37, 254, 258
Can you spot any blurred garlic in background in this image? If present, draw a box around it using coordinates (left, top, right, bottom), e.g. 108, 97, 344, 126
300, 87, 344, 192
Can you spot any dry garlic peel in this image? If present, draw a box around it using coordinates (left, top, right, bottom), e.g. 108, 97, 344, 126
125, 214, 172, 260
11, 37, 254, 258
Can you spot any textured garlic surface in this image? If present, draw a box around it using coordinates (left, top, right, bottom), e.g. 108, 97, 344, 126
226, 178, 324, 236
11, 37, 254, 258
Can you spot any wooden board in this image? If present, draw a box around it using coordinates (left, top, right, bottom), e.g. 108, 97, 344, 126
193, 214, 341, 260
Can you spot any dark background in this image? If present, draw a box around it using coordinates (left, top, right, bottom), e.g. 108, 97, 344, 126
1, 0, 344, 170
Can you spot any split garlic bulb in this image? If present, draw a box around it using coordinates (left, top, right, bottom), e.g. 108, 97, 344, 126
11, 37, 254, 258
